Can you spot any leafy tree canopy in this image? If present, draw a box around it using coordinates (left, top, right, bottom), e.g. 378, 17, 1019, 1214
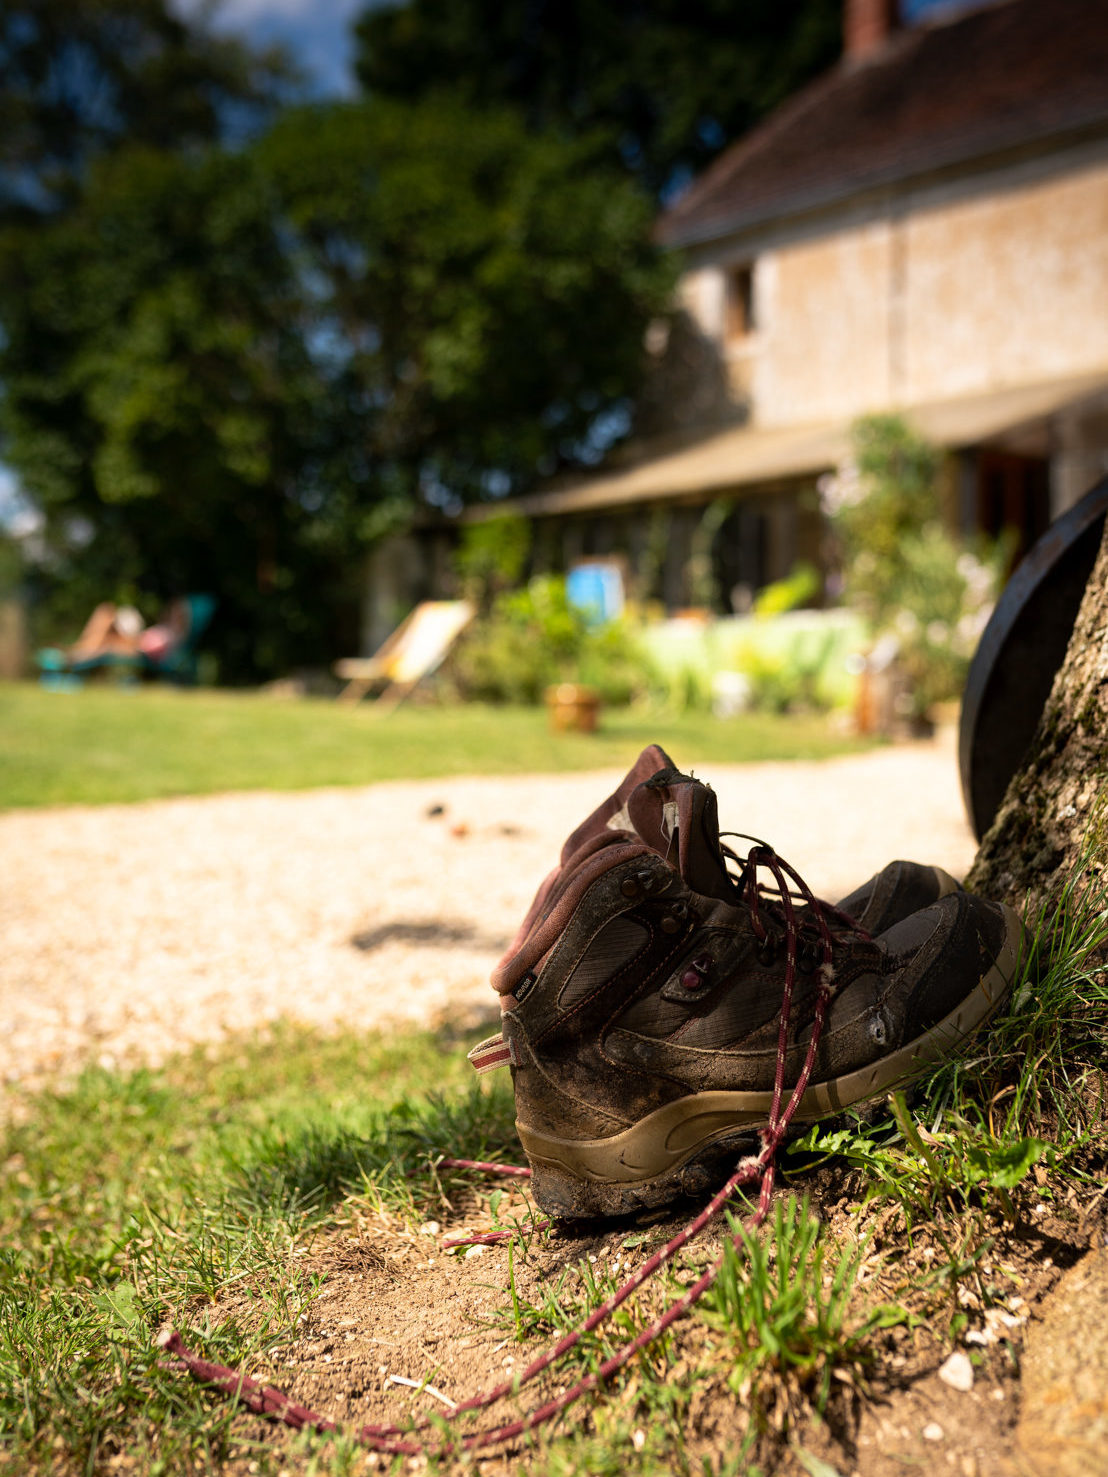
353, 0, 843, 197
258, 96, 672, 505
0, 96, 670, 676
0, 1, 688, 679
0, 140, 352, 678
0, 0, 288, 222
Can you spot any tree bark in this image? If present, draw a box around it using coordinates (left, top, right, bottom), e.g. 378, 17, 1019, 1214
967, 521, 1108, 921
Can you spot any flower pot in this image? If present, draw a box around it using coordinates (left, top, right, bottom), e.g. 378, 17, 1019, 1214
546, 682, 600, 733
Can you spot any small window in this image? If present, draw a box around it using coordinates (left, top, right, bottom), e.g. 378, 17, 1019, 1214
725, 263, 756, 340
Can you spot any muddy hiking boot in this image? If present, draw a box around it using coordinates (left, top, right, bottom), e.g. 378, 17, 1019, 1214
473, 745, 1023, 1220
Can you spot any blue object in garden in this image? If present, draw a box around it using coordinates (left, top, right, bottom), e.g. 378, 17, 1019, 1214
36, 642, 143, 684
566, 563, 624, 626
143, 594, 217, 683
38, 670, 85, 692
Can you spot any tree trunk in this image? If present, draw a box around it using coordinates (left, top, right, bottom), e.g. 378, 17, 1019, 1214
967, 520, 1108, 921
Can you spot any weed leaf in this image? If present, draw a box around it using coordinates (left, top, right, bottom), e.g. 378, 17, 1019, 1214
791, 1445, 845, 1477
964, 1136, 1051, 1189
92, 1282, 142, 1332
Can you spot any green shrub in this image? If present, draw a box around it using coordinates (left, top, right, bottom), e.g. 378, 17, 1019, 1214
449, 573, 651, 705
732, 629, 837, 715
752, 560, 821, 618
821, 416, 1001, 716
453, 513, 532, 610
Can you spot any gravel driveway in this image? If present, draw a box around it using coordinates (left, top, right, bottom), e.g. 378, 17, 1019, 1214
0, 729, 976, 1105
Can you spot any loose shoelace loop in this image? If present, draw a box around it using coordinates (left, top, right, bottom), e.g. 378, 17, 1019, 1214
159, 845, 838, 1456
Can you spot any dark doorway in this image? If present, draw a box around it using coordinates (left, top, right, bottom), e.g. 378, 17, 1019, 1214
975, 450, 1051, 567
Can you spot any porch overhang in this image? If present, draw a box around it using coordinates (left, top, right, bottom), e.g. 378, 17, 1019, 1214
501, 368, 1108, 519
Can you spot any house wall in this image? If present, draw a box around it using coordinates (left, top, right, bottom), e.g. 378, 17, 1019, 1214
443, 141, 1108, 623
677, 142, 1108, 431
902, 160, 1108, 404
752, 221, 896, 424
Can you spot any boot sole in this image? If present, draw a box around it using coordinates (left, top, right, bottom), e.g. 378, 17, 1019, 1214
519, 902, 1022, 1219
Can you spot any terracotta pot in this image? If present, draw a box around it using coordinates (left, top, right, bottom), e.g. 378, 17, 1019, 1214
545, 682, 600, 733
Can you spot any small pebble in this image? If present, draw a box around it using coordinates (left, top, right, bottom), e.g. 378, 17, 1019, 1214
922, 1422, 944, 1442
938, 1350, 974, 1392
464, 1243, 488, 1259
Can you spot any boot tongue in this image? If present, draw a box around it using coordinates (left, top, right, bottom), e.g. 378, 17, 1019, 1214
559, 743, 676, 865
626, 767, 742, 902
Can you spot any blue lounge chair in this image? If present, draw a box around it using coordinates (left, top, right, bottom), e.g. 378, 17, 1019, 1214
36, 595, 216, 687
142, 594, 216, 683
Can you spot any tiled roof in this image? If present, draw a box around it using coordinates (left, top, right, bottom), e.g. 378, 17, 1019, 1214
658, 0, 1108, 247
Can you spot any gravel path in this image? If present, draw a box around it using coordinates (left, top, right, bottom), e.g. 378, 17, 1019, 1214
0, 729, 976, 1104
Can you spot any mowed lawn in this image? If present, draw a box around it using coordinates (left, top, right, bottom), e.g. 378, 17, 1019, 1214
0, 683, 872, 808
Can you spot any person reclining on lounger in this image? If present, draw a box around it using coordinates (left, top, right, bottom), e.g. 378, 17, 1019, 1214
64, 599, 189, 665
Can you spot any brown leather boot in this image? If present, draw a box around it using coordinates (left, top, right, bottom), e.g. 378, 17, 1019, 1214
476, 748, 1021, 1219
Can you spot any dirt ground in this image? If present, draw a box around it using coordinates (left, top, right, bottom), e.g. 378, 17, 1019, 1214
197, 1155, 1107, 1477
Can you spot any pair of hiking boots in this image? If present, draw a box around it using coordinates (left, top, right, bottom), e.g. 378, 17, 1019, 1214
471, 745, 1022, 1220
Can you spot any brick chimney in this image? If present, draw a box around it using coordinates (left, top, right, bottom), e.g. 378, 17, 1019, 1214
844, 0, 899, 61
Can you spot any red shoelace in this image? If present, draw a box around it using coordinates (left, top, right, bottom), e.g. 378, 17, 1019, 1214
158, 843, 838, 1457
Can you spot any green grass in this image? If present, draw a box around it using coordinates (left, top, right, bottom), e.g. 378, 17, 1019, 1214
1, 1014, 894, 1477
697, 1197, 910, 1422
0, 1024, 516, 1475
0, 682, 871, 809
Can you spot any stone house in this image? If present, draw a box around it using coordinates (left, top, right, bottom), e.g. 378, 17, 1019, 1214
501, 0, 1108, 614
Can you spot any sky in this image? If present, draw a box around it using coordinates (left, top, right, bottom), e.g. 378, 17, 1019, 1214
175, 0, 371, 96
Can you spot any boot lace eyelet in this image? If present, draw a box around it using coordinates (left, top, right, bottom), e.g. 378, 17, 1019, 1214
756, 933, 777, 966
659, 900, 689, 935
679, 954, 713, 990
798, 939, 822, 973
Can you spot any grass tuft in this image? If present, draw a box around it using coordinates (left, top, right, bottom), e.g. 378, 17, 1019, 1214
696, 1197, 909, 1432
922, 857, 1108, 1139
